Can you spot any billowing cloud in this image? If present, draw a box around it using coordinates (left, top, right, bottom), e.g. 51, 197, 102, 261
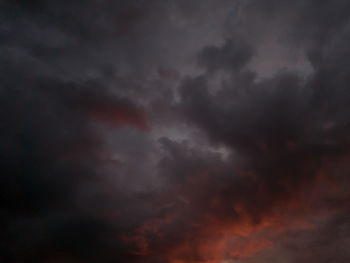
2, 0, 350, 263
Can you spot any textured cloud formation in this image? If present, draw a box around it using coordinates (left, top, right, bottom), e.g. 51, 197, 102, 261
2, 0, 350, 263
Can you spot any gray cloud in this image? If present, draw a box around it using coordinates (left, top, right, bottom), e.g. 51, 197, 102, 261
2, 0, 350, 262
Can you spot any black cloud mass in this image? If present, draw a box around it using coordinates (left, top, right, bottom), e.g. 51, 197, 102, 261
2, 1, 350, 263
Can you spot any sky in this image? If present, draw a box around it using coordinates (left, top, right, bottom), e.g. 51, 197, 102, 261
2, 0, 350, 262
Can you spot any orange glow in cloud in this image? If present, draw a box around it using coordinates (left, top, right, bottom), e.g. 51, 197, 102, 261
118, 160, 348, 263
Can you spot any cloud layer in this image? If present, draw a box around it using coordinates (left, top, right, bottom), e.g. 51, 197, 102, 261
2, 0, 350, 262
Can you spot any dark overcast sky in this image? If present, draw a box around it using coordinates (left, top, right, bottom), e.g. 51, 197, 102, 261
2, 0, 350, 262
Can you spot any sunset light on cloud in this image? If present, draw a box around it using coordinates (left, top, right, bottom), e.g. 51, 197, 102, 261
2, 1, 350, 263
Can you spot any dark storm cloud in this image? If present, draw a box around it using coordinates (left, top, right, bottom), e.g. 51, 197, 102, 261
197, 38, 254, 73
3, 0, 350, 263
0, 64, 149, 262
168, 0, 350, 261
0, 1, 154, 261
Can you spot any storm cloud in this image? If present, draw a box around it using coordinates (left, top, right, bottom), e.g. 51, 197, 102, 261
2, 0, 350, 262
